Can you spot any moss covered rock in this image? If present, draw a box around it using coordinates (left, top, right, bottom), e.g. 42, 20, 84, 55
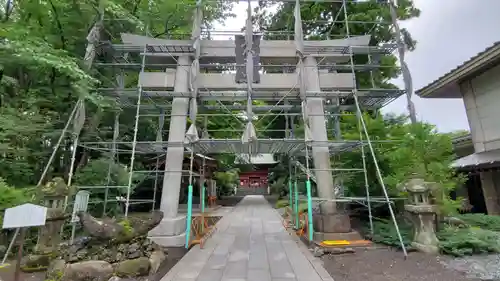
46, 259, 66, 280
20, 253, 51, 272
77, 211, 163, 243
149, 250, 166, 275
63, 260, 113, 281
113, 257, 150, 277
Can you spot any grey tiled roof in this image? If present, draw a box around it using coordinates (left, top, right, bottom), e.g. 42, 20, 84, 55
452, 133, 471, 146
416, 41, 500, 95
452, 149, 500, 169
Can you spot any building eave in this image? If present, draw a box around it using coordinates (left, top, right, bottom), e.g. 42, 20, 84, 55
452, 133, 472, 148
416, 42, 500, 98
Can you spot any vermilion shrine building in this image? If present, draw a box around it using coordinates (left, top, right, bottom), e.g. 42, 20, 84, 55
235, 154, 277, 195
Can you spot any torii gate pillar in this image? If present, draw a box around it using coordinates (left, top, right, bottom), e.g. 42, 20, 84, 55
149, 55, 191, 247
304, 56, 337, 213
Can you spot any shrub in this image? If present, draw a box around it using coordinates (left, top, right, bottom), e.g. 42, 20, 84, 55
0, 177, 33, 225
455, 213, 500, 231
275, 200, 289, 209
363, 218, 500, 256
366, 219, 413, 248
438, 226, 500, 256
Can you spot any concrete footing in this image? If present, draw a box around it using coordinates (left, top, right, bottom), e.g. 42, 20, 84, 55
313, 213, 352, 233
412, 242, 439, 254
313, 231, 363, 241
148, 215, 187, 247
312, 213, 364, 241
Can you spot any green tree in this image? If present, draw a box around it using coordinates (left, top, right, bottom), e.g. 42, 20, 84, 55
384, 123, 465, 215
0, 0, 234, 188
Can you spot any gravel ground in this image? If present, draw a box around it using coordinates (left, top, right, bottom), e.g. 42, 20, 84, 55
322, 247, 489, 281
441, 254, 500, 280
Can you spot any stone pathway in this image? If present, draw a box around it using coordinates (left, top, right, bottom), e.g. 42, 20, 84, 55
161, 195, 333, 281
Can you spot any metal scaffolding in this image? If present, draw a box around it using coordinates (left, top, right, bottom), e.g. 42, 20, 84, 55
37, 0, 413, 254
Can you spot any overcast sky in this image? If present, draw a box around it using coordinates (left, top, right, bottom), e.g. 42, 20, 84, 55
213, 0, 500, 132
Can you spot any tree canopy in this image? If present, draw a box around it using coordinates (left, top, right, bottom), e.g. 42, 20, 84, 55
0, 0, 235, 188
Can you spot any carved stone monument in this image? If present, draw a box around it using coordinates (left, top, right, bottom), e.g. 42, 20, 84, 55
403, 174, 439, 254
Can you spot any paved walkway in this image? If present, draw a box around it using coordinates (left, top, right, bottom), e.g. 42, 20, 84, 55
161, 195, 334, 281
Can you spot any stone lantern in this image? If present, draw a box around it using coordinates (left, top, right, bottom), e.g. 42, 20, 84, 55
402, 174, 439, 254
35, 177, 72, 254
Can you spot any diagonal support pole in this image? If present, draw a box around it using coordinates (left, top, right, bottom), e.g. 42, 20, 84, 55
353, 94, 408, 257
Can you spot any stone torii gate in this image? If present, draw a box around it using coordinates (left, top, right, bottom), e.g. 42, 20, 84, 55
122, 1, 370, 246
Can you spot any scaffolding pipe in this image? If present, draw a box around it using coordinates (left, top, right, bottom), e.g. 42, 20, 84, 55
103, 112, 120, 216
341, 0, 407, 256
124, 45, 147, 218
37, 100, 80, 187
152, 109, 165, 212
354, 94, 407, 257
294, 172, 299, 228
285, 109, 293, 212
357, 112, 374, 236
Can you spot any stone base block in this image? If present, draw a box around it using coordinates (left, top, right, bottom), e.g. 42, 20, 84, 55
313, 213, 352, 233
313, 231, 362, 242
148, 216, 188, 247
412, 242, 439, 254
149, 233, 186, 247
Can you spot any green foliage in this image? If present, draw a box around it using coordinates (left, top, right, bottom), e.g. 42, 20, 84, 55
438, 226, 500, 256
0, 0, 234, 203
117, 219, 134, 240
384, 123, 465, 215
366, 219, 413, 248
270, 176, 287, 196
337, 113, 407, 197
384, 124, 457, 187
214, 169, 239, 196
456, 213, 500, 232
366, 218, 500, 257
72, 158, 143, 215
0, 178, 33, 208
334, 113, 464, 215
275, 200, 289, 209
73, 158, 130, 189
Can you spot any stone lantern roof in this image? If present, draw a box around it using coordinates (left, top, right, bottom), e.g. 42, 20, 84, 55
41, 177, 72, 199
405, 177, 429, 193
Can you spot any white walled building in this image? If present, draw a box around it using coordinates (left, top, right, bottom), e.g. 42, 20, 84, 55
417, 42, 500, 215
